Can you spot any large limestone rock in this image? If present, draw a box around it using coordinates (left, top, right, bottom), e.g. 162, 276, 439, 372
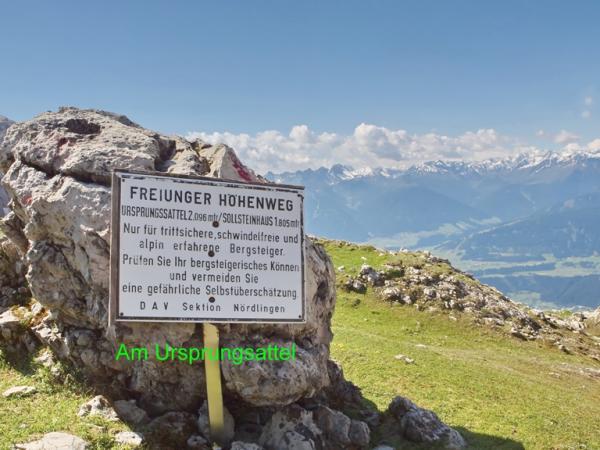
0, 107, 336, 414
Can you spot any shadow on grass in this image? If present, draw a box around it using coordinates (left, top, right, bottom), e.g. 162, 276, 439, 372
0, 343, 94, 397
456, 427, 525, 450
374, 426, 525, 450
330, 389, 526, 450
0, 343, 38, 376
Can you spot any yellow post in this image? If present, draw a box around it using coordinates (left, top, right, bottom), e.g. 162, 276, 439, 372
203, 323, 225, 446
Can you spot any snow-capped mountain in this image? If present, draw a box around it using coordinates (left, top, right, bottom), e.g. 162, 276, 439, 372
268, 149, 600, 308
270, 148, 600, 183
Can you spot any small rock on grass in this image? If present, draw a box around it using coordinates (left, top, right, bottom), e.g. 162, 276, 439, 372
77, 395, 118, 421
14, 432, 88, 450
394, 354, 415, 364
114, 431, 143, 447
2, 385, 36, 398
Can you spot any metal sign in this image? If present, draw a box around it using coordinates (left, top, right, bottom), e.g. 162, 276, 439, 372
110, 170, 305, 323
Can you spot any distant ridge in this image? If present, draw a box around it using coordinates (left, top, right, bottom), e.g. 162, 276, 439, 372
268, 147, 600, 183
269, 149, 600, 309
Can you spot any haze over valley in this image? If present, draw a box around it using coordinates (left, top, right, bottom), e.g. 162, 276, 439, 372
268, 148, 600, 309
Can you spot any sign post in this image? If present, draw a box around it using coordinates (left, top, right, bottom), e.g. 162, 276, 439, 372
109, 169, 305, 445
203, 323, 225, 446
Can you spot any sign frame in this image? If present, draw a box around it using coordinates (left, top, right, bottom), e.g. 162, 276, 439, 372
109, 169, 306, 324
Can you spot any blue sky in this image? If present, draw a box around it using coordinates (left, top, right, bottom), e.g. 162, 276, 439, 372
1, 1, 599, 172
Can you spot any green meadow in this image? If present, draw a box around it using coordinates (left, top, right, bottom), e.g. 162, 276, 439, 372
324, 240, 600, 449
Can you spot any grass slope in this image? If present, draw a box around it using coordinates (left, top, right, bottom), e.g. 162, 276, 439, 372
324, 240, 600, 449
0, 349, 135, 449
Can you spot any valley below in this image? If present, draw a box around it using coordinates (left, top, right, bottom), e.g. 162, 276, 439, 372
270, 151, 600, 310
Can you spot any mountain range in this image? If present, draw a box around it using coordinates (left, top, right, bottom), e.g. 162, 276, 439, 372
267, 149, 600, 309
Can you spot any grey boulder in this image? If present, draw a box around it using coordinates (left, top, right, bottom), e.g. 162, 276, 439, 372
113, 399, 150, 426
387, 396, 467, 449
77, 395, 118, 421
114, 431, 143, 447
259, 404, 323, 450
313, 405, 370, 450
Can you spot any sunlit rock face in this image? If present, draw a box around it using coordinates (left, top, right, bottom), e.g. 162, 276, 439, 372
0, 107, 335, 414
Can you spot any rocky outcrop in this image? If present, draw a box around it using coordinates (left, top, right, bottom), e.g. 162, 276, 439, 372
341, 248, 600, 361
0, 107, 335, 412
0, 107, 372, 448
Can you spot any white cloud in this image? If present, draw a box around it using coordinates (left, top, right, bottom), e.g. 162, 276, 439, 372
554, 130, 579, 145
584, 96, 593, 106
554, 138, 600, 154
186, 124, 525, 173
186, 124, 600, 174
587, 138, 600, 152
581, 110, 591, 119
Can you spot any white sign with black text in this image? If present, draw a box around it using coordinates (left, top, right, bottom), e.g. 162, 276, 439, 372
110, 170, 305, 323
